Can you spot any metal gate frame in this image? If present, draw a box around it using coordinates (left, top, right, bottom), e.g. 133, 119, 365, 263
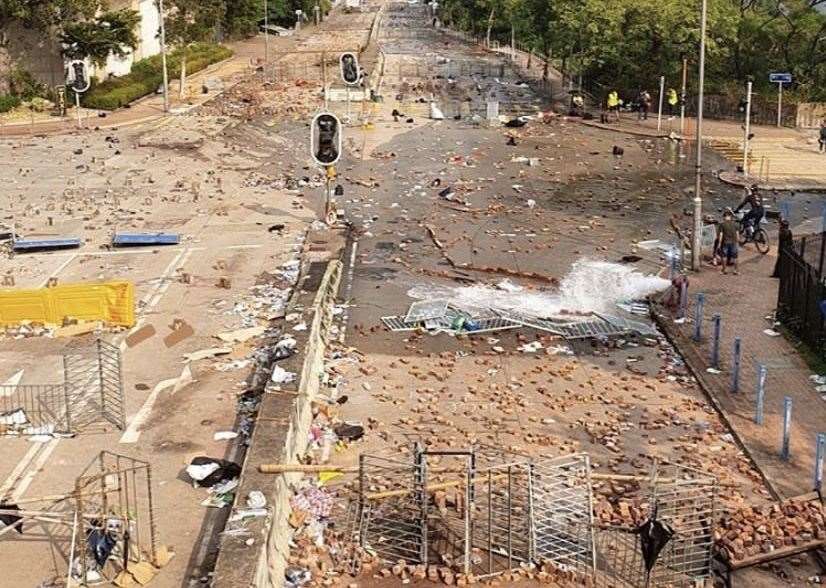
530, 454, 596, 570
63, 339, 125, 432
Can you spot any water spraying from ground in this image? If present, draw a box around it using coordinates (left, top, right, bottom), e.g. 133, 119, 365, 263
408, 259, 670, 317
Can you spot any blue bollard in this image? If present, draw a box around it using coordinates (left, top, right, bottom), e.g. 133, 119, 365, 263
693, 293, 705, 342
711, 314, 721, 368
781, 396, 793, 461
815, 433, 826, 491
731, 337, 742, 393
754, 364, 767, 425
779, 201, 791, 221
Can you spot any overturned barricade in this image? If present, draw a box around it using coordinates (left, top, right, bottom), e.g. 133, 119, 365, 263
0, 339, 125, 438
352, 448, 716, 586
382, 299, 658, 340
0, 451, 171, 586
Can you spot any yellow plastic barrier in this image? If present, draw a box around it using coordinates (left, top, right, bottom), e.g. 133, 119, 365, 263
0, 281, 135, 327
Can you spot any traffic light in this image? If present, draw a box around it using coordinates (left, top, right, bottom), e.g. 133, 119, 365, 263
340, 53, 360, 86
311, 113, 342, 166
67, 60, 90, 93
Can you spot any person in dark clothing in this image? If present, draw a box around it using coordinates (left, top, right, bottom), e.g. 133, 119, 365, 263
772, 220, 793, 278
638, 90, 652, 120
718, 209, 739, 275
735, 184, 765, 234
820, 122, 826, 153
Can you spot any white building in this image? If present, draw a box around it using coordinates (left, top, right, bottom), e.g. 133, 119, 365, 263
92, 0, 162, 79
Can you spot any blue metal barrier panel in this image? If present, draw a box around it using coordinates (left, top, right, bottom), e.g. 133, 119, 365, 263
13, 238, 82, 252
112, 233, 180, 247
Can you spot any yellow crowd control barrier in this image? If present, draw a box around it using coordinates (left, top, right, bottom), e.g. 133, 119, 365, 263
0, 281, 135, 327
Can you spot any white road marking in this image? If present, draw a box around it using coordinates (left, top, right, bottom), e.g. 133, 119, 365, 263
119, 364, 193, 444
1, 251, 76, 499
38, 253, 77, 288
0, 369, 24, 398
0, 443, 41, 499
11, 439, 59, 501
225, 244, 263, 250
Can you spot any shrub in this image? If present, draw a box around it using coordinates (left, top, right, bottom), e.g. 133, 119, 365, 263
0, 95, 22, 113
83, 43, 233, 110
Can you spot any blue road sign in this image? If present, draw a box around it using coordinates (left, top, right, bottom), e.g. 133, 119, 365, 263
769, 72, 792, 84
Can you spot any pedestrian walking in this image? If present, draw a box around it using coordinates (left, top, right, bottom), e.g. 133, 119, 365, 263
719, 208, 739, 275
666, 87, 678, 118
638, 89, 652, 120
607, 90, 620, 122
772, 219, 793, 278
819, 121, 826, 153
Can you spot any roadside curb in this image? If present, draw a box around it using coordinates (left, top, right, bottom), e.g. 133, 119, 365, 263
651, 304, 782, 501
581, 119, 672, 139
718, 171, 826, 193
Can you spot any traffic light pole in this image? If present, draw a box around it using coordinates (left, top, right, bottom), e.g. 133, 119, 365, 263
75, 92, 82, 129
325, 166, 336, 225
691, 0, 707, 272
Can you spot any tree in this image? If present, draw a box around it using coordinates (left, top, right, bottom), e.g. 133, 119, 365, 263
167, 0, 222, 97
60, 8, 140, 68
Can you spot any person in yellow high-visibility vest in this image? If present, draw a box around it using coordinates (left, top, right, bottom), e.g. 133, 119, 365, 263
607, 90, 620, 122
667, 87, 678, 118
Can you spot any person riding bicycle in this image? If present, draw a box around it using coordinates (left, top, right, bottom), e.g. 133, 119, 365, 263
735, 184, 765, 236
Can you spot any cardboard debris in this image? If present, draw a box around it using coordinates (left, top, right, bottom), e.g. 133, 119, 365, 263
183, 347, 233, 362
216, 325, 266, 343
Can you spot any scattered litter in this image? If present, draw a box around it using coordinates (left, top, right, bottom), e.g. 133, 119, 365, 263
214, 431, 239, 441
186, 457, 241, 488
247, 491, 267, 509
706, 368, 722, 375
519, 341, 543, 353
333, 422, 364, 442
763, 329, 781, 337
271, 365, 296, 384
429, 102, 445, 120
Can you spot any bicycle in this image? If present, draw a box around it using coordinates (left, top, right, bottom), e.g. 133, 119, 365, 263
735, 211, 770, 254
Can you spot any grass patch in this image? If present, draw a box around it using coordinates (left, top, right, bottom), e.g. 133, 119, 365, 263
0, 95, 22, 113
778, 324, 826, 375
82, 43, 233, 110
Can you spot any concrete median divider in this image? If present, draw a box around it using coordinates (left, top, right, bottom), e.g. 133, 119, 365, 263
0, 280, 135, 327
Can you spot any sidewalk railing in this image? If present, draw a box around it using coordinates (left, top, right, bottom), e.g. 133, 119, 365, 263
777, 232, 826, 353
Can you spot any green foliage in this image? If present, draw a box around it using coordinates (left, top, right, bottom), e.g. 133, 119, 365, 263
167, 0, 223, 47
0, 0, 100, 30
0, 94, 21, 112
439, 0, 826, 102
61, 8, 140, 67
9, 67, 47, 99
82, 43, 232, 110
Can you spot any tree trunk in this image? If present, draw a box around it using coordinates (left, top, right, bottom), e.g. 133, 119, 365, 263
179, 53, 187, 100
485, 6, 495, 48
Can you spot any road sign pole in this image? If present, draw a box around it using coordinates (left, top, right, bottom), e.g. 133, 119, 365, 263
657, 75, 665, 131
75, 91, 82, 129
777, 81, 783, 128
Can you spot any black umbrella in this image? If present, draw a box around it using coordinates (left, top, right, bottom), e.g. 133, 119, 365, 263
636, 505, 674, 578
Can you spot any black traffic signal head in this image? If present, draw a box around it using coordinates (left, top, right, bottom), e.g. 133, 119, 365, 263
311, 112, 342, 166
68, 60, 90, 93
340, 52, 360, 85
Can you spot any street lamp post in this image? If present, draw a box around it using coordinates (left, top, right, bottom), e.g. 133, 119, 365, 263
158, 0, 170, 113
691, 0, 708, 272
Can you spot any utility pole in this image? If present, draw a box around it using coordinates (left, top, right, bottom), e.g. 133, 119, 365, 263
680, 57, 687, 137
158, 0, 170, 113
657, 75, 665, 131
691, 0, 708, 272
743, 80, 753, 176
264, 0, 269, 71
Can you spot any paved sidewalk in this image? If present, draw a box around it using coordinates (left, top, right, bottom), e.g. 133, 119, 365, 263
0, 29, 307, 137
656, 244, 826, 499
589, 114, 826, 187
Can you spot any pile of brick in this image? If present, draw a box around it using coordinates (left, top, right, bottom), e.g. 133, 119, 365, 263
715, 499, 826, 563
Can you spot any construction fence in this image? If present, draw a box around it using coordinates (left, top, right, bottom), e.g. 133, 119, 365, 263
352, 447, 717, 587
